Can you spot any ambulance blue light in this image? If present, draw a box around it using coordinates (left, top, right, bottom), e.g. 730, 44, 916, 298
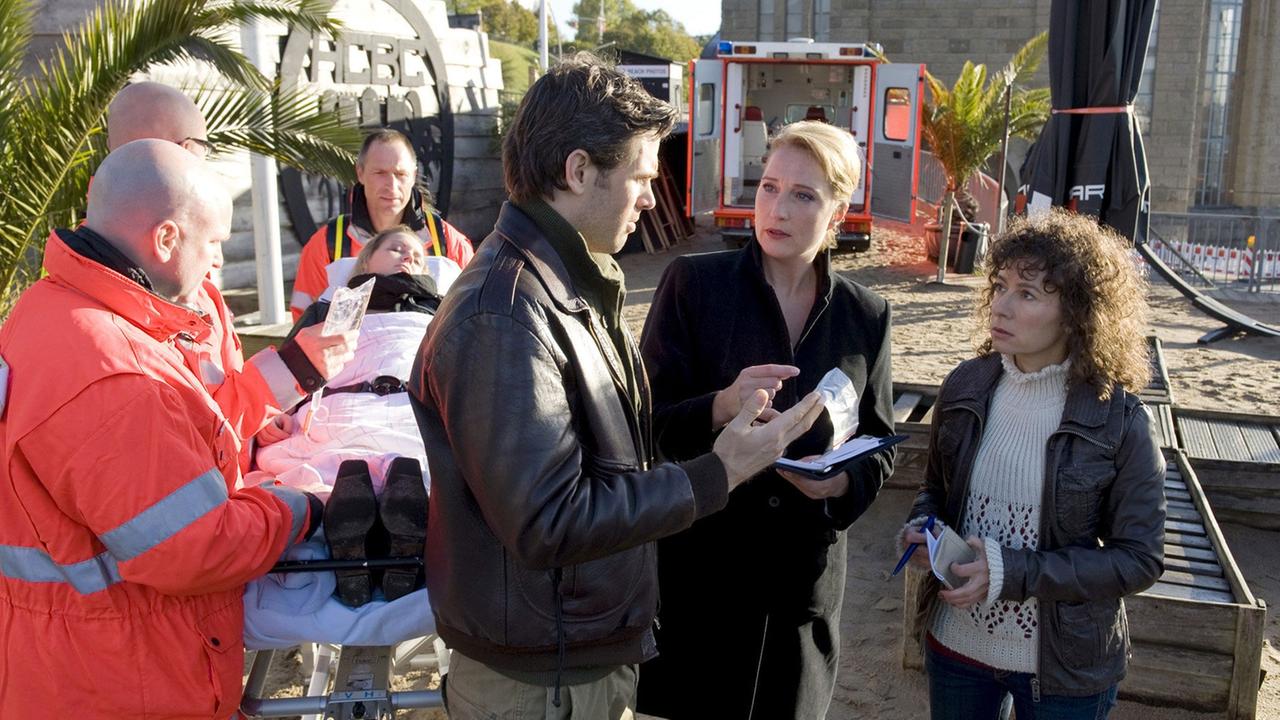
718, 41, 733, 56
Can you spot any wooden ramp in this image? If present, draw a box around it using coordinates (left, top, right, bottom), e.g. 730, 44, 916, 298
1176, 407, 1280, 530
1124, 449, 1266, 719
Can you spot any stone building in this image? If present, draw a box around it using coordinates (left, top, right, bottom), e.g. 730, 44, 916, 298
719, 0, 1280, 216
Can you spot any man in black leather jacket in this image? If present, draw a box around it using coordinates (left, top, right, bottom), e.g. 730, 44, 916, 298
408, 54, 826, 719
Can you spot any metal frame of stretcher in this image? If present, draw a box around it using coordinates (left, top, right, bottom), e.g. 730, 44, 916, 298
239, 558, 445, 719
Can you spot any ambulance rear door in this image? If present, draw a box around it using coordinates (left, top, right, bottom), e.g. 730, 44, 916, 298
688, 58, 723, 216
870, 63, 925, 223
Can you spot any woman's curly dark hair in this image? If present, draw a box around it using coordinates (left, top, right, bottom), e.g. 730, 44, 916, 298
975, 209, 1150, 400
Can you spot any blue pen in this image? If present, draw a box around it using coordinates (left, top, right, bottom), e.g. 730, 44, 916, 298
891, 514, 935, 577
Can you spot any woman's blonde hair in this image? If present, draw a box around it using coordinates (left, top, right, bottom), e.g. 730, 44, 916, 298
975, 209, 1150, 400
767, 120, 861, 249
352, 225, 420, 275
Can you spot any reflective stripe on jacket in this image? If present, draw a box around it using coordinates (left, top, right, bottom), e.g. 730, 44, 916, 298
0, 232, 311, 719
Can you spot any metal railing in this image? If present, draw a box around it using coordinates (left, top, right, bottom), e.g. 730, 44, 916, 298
1147, 212, 1280, 294
916, 151, 1004, 230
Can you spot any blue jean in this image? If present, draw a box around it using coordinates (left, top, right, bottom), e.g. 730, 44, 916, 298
925, 644, 1118, 720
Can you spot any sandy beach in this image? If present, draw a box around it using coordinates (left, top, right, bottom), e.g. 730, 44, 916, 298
253, 220, 1280, 718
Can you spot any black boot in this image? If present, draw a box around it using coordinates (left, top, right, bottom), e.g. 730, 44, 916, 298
378, 456, 428, 601
325, 460, 378, 607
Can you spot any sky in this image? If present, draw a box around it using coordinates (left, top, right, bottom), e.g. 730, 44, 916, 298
528, 0, 722, 38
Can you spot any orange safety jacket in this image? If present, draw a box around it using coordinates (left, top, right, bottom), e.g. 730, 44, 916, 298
0, 230, 312, 719
291, 185, 474, 320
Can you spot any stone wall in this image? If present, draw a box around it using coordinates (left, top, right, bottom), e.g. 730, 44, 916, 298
1143, 0, 1210, 212
1224, 0, 1280, 213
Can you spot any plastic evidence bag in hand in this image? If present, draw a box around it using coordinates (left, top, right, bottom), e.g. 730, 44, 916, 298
322, 276, 376, 336
815, 367, 858, 444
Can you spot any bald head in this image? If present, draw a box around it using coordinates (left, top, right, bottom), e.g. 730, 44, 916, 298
88, 139, 231, 304
107, 82, 209, 156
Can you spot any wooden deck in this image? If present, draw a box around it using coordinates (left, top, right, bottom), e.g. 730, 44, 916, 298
892, 337, 1267, 718
1175, 407, 1280, 530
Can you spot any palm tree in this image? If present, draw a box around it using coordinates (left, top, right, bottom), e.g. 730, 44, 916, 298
0, 0, 365, 314
921, 32, 1050, 274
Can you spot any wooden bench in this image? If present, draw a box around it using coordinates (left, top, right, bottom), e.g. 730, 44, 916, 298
1175, 407, 1280, 530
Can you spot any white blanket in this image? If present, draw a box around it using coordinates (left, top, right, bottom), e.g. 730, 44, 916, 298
253, 311, 432, 496
244, 308, 436, 649
243, 532, 434, 650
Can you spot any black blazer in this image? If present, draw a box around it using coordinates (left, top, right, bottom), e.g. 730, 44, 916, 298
636, 239, 895, 718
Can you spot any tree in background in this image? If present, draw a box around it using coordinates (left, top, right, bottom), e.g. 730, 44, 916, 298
570, 0, 699, 62
451, 0, 559, 48
0, 0, 363, 314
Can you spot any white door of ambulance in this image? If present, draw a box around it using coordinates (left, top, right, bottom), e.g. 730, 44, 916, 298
870, 63, 925, 223
688, 58, 722, 216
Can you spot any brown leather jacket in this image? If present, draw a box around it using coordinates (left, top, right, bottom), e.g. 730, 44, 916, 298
909, 354, 1166, 696
409, 202, 728, 677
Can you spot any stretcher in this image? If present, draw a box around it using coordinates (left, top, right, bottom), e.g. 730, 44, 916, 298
239, 556, 446, 718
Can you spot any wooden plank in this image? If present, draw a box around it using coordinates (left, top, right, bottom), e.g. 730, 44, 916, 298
1123, 645, 1231, 710
1163, 544, 1220, 564
1127, 594, 1237, 654
1164, 505, 1202, 523
1162, 556, 1225, 577
1172, 450, 1257, 606
892, 392, 922, 424
1164, 531, 1213, 549
1239, 422, 1280, 463
1178, 406, 1280, 427
1180, 416, 1220, 459
1207, 419, 1252, 462
1166, 499, 1197, 511
1145, 580, 1235, 604
1228, 601, 1267, 720
1158, 569, 1233, 594
1165, 519, 1207, 536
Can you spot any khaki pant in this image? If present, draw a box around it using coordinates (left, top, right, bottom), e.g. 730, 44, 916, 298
444, 651, 637, 720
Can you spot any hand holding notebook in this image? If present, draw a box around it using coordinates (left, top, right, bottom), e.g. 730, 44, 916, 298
925, 523, 977, 590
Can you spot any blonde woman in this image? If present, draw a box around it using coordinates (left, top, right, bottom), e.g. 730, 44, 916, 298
901, 210, 1165, 719
638, 121, 895, 718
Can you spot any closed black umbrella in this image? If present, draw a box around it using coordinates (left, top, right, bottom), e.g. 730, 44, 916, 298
1019, 0, 1280, 342
1016, 0, 1157, 244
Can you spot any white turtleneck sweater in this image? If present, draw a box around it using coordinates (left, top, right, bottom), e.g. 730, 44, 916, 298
930, 355, 1070, 673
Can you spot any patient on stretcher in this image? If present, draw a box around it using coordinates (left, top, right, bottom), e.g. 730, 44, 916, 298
243, 227, 454, 647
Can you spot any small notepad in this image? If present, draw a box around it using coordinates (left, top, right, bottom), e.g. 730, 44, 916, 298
926, 524, 977, 589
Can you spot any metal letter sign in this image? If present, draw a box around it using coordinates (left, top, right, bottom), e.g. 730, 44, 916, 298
278, 0, 454, 244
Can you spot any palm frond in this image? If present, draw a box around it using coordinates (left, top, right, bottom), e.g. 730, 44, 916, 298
920, 34, 1050, 199
198, 0, 341, 36
0, 0, 347, 306
194, 83, 362, 183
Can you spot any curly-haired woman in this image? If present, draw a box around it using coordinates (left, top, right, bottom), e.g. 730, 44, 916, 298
900, 209, 1166, 719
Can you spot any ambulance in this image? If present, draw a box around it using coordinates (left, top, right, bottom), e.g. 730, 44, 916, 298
686, 39, 925, 250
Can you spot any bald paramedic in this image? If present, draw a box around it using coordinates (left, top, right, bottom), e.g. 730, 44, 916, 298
0, 140, 349, 719
105, 81, 357, 443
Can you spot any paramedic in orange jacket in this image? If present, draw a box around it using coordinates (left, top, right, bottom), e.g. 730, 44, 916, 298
105, 80, 357, 442
291, 128, 474, 319
0, 140, 353, 719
